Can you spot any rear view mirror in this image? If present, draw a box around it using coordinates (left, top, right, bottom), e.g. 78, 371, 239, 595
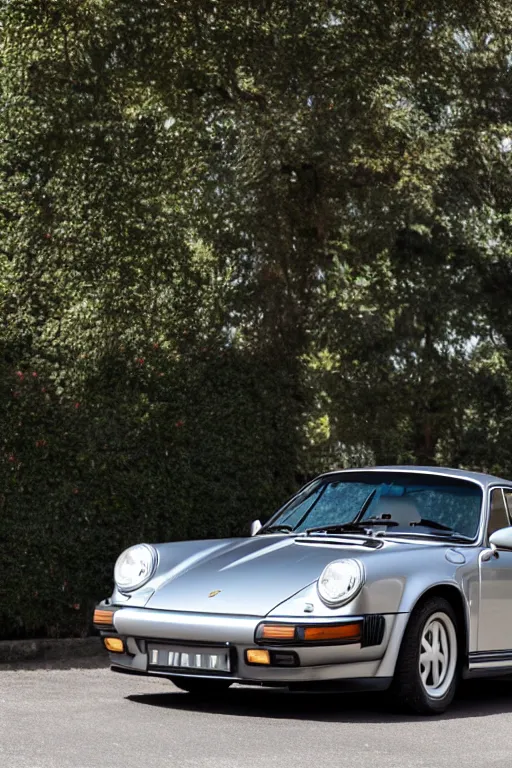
250, 519, 262, 536
489, 527, 512, 551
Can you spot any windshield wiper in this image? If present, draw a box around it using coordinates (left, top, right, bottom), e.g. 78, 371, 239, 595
303, 521, 474, 543
259, 524, 293, 534
411, 518, 453, 531
408, 519, 473, 540
305, 518, 400, 535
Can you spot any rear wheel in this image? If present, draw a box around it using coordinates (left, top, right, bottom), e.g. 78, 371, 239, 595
170, 676, 233, 696
392, 596, 460, 715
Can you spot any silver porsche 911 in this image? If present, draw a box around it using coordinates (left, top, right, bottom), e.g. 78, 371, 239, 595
94, 466, 512, 714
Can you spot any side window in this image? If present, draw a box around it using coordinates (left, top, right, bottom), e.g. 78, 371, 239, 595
487, 489, 511, 537
504, 490, 512, 520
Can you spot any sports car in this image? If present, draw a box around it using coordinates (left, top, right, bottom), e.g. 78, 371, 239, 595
93, 466, 512, 714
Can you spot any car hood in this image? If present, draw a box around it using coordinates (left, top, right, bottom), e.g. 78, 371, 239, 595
144, 535, 383, 617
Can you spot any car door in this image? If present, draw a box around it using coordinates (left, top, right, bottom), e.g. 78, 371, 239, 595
477, 487, 512, 656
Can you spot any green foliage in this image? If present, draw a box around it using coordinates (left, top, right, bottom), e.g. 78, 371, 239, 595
0, 348, 299, 637
2, 0, 512, 637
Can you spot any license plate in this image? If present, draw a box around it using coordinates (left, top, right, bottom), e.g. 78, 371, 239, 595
147, 643, 231, 673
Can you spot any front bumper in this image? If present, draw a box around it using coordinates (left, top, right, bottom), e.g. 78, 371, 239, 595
96, 605, 408, 688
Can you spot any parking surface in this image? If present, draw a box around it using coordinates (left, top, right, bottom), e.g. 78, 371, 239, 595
2, 667, 512, 767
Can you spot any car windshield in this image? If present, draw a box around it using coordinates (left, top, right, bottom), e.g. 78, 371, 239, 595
262, 471, 483, 539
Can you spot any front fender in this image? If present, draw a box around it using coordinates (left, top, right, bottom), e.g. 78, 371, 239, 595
268, 545, 477, 665
269, 545, 472, 618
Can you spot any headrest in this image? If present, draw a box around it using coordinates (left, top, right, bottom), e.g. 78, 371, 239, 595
372, 496, 421, 526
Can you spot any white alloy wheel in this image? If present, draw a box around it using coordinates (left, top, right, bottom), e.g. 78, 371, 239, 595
419, 611, 457, 699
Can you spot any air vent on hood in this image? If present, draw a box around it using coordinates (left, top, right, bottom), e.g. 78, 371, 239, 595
295, 535, 384, 549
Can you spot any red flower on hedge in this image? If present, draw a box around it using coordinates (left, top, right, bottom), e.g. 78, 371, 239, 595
8, 454, 16, 463
74, 402, 80, 409
35, 439, 47, 448
176, 420, 185, 428
15, 370, 24, 381
32, 371, 38, 378
137, 357, 145, 365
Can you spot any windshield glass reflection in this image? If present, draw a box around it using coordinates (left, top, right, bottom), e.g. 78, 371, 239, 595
263, 471, 482, 539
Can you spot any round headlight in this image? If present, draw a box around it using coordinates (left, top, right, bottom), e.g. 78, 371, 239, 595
317, 559, 364, 607
114, 544, 157, 592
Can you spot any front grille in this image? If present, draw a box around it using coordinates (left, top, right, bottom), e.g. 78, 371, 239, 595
361, 615, 385, 647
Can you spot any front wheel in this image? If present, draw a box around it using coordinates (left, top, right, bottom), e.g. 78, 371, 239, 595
170, 676, 233, 696
392, 597, 460, 715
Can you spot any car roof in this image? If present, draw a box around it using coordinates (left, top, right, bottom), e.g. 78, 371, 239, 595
321, 465, 512, 489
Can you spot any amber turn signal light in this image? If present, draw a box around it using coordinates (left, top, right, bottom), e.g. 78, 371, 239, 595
93, 609, 114, 626
303, 623, 362, 643
261, 625, 296, 641
103, 637, 125, 653
246, 649, 271, 665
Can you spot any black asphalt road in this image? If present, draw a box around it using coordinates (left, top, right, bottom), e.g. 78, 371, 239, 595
2, 667, 512, 767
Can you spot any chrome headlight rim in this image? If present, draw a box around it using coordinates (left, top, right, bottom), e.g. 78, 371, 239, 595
317, 558, 365, 608
114, 543, 158, 593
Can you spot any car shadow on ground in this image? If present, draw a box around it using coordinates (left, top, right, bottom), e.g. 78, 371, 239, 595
126, 677, 512, 723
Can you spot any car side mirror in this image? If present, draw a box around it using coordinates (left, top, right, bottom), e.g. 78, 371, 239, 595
489, 527, 512, 551
250, 519, 262, 536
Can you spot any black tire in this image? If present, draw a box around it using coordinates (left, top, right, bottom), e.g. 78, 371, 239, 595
170, 676, 233, 696
391, 596, 460, 715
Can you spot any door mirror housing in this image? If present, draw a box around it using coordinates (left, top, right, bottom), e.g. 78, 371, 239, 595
250, 519, 262, 536
489, 527, 512, 551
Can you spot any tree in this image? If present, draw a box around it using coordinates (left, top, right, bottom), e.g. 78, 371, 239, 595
2, 0, 512, 637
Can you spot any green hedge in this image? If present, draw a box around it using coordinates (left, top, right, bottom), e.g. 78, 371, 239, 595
0, 349, 301, 639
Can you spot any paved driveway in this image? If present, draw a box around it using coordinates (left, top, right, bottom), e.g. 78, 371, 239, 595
2, 667, 512, 767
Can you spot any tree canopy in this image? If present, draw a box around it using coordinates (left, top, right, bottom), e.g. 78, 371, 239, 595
2, 0, 512, 637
